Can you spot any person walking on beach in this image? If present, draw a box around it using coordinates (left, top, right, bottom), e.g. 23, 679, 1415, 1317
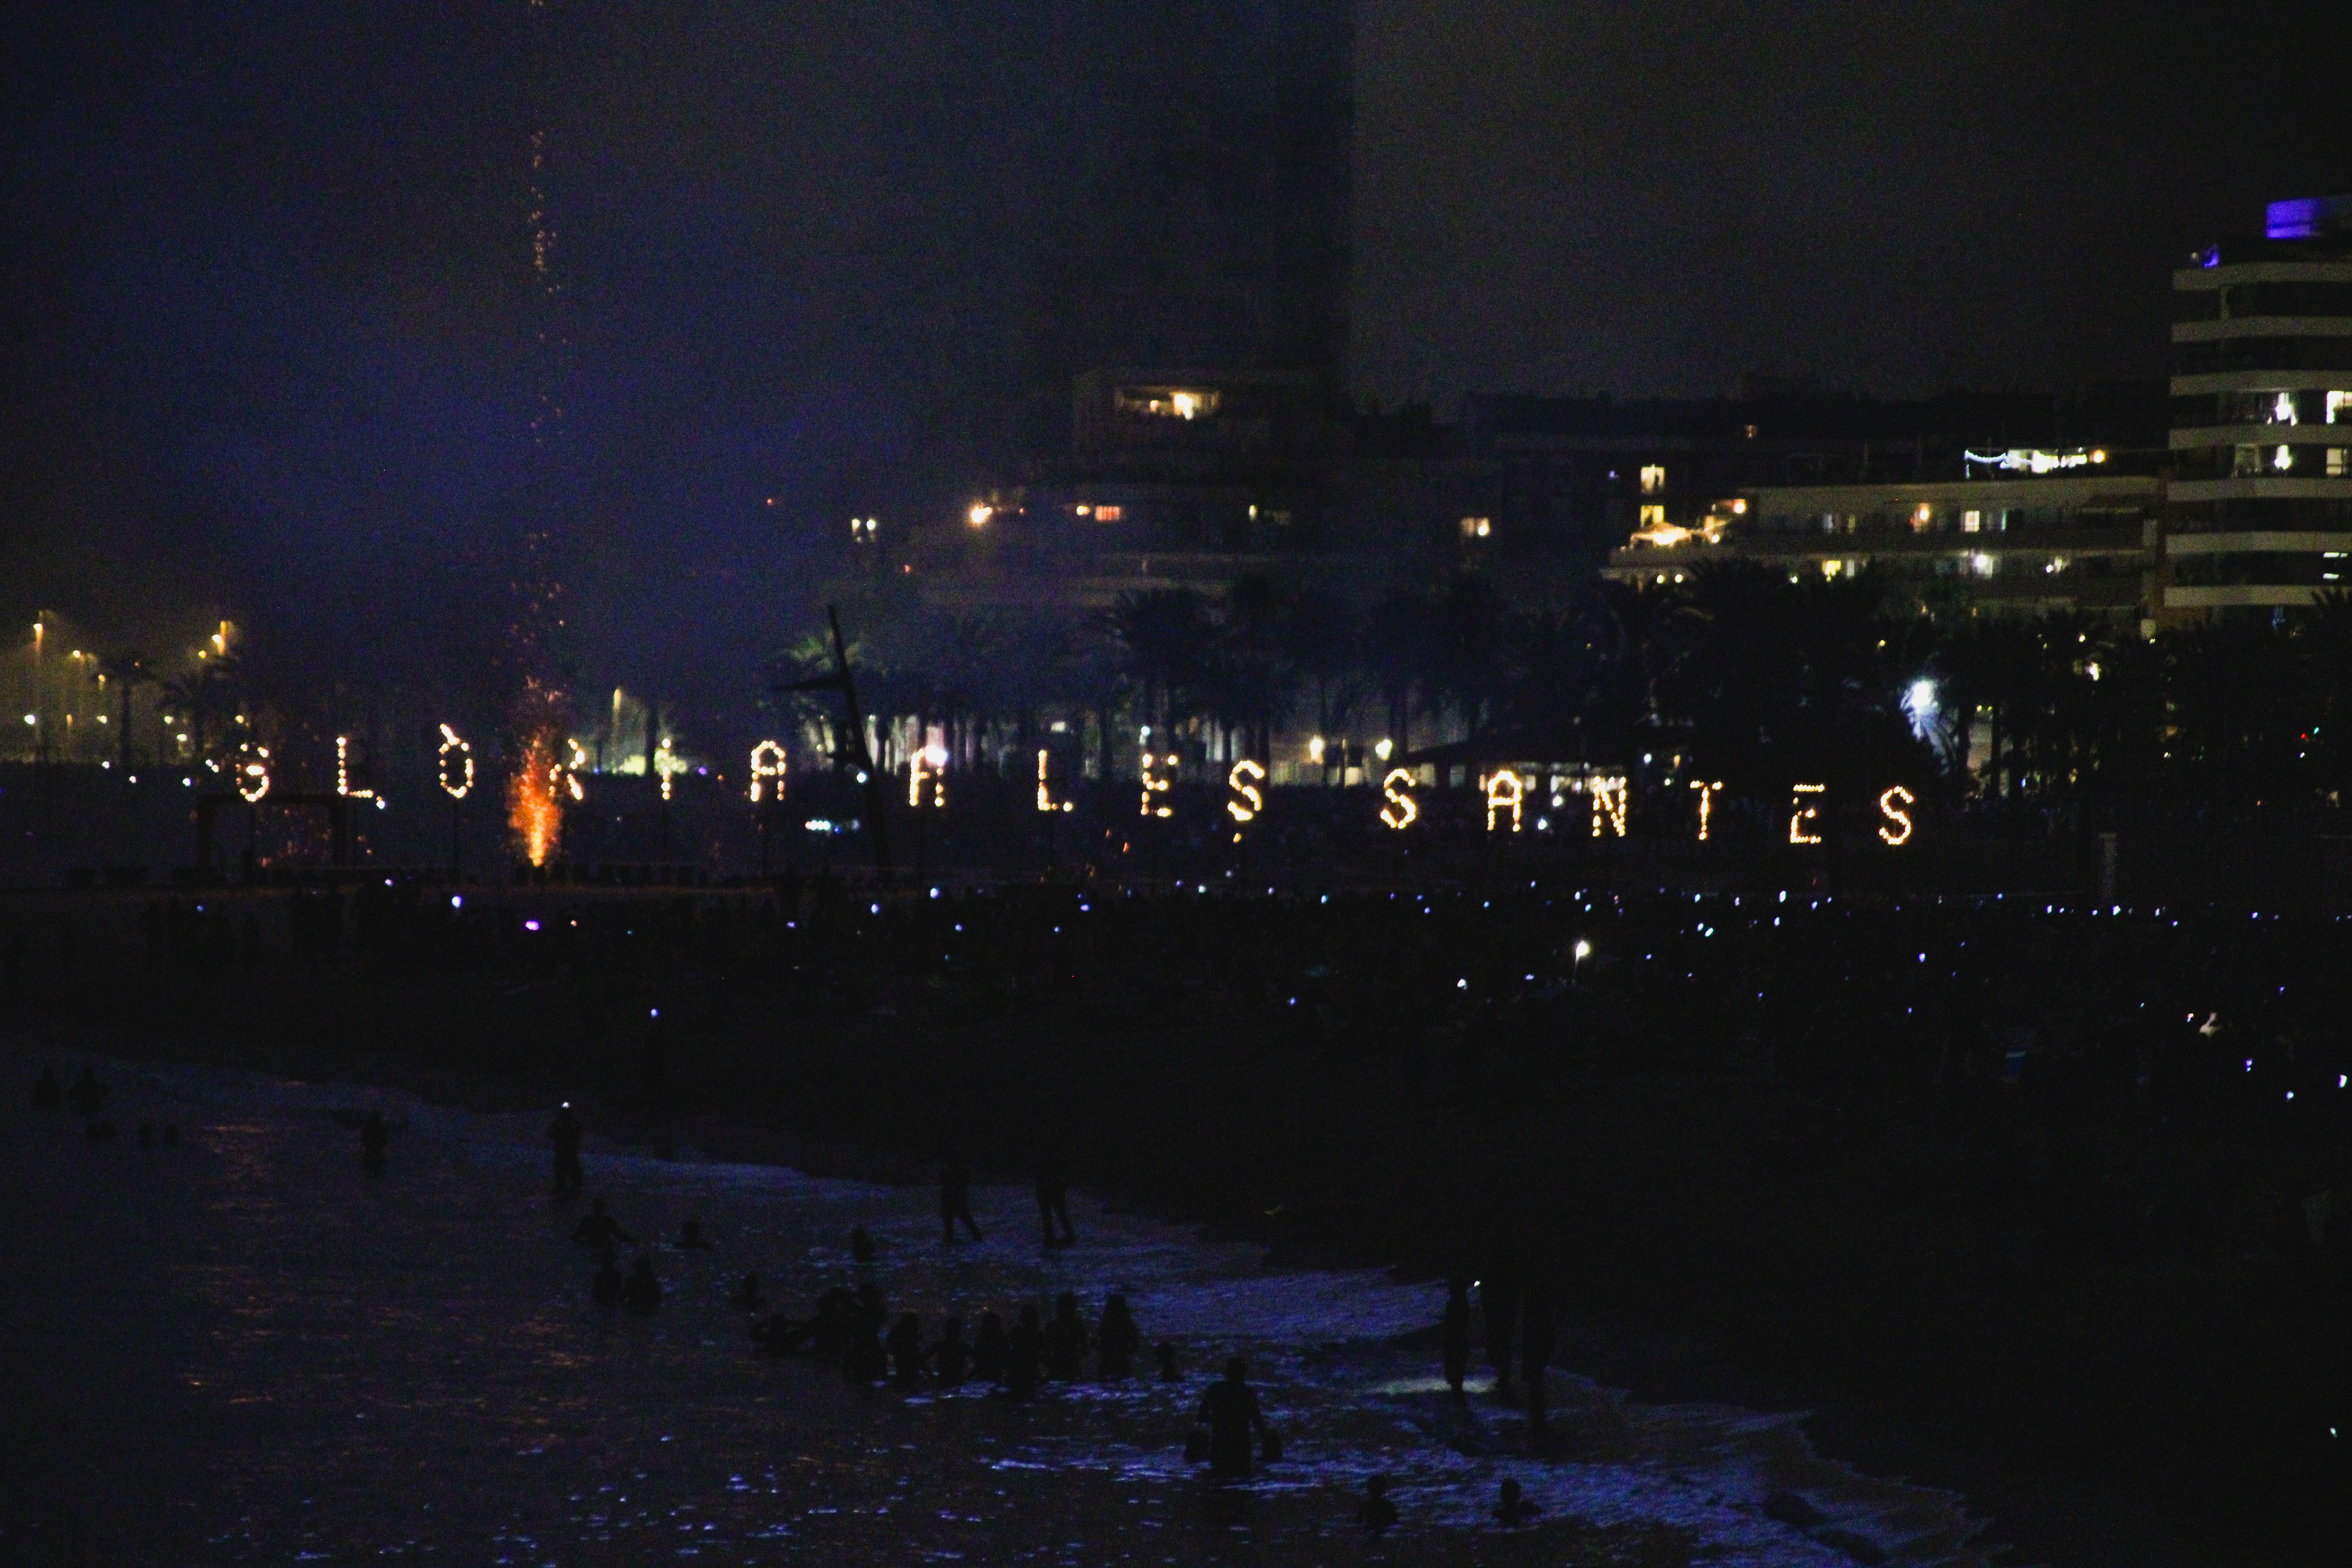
940, 1149, 982, 1243
1441, 1274, 1472, 1405
549, 1103, 584, 1198
1481, 1250, 1521, 1395
1035, 1147, 1076, 1246
573, 1196, 635, 1249
360, 1110, 388, 1176
1198, 1356, 1272, 1480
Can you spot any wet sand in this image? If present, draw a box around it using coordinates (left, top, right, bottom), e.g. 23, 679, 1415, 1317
2, 1034, 1998, 1567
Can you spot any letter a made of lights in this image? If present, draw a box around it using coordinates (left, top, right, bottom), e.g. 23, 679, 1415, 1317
1138, 750, 1172, 818
1878, 784, 1916, 846
1380, 767, 1419, 830
437, 724, 474, 799
748, 740, 787, 803
1690, 779, 1725, 842
1789, 783, 1826, 846
1484, 770, 1524, 833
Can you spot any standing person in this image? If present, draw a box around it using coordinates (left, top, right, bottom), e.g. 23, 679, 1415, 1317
930, 1315, 972, 1385
1520, 1270, 1559, 1441
1096, 1293, 1142, 1379
971, 1310, 1009, 1385
1480, 1249, 1521, 1396
548, 1103, 585, 1198
1197, 1357, 1272, 1480
1035, 1147, 1076, 1246
940, 1149, 983, 1243
1044, 1291, 1089, 1380
1441, 1274, 1472, 1405
1005, 1303, 1046, 1398
572, 1196, 635, 1249
360, 1111, 388, 1176
886, 1312, 927, 1386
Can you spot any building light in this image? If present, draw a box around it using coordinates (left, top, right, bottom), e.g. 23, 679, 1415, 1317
1374, 738, 1394, 762
1731, 498, 1748, 514
2274, 445, 2294, 472
1307, 736, 1325, 764
1459, 515, 1492, 538
1822, 560, 1844, 579
1969, 554, 1996, 578
1094, 505, 1122, 521
2328, 392, 2350, 425
1118, 385, 1221, 420
1962, 510, 1981, 534
2044, 557, 2070, 574
2275, 392, 2298, 426
1639, 465, 1666, 495
967, 503, 993, 527
1913, 504, 1934, 532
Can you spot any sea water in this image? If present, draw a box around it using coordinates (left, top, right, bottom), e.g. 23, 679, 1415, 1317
0, 1048, 1989, 1565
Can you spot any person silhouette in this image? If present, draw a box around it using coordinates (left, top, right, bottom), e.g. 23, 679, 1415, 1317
850, 1224, 878, 1263
971, 1310, 1009, 1385
1520, 1273, 1558, 1441
844, 1314, 887, 1383
1155, 1341, 1181, 1382
548, 1103, 584, 1198
676, 1220, 711, 1249
573, 1196, 635, 1249
67, 1065, 109, 1118
886, 1312, 927, 1385
1005, 1303, 1045, 1398
624, 1255, 662, 1314
1198, 1357, 1270, 1480
940, 1149, 982, 1243
855, 1281, 887, 1339
360, 1110, 388, 1176
31, 1065, 63, 1109
1097, 1293, 1142, 1379
1441, 1275, 1472, 1405
731, 1273, 764, 1311
931, 1315, 971, 1385
1356, 1475, 1398, 1532
1480, 1256, 1521, 1396
1494, 1477, 1541, 1526
591, 1247, 625, 1307
1045, 1291, 1089, 1379
1035, 1147, 1076, 1246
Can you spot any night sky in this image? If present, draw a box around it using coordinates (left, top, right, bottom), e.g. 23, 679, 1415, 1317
3, 0, 2347, 715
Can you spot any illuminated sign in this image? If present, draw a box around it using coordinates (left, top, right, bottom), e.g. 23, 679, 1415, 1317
236, 743, 271, 804
1138, 751, 1172, 818
437, 724, 474, 800
1484, 770, 1524, 833
1789, 783, 1826, 846
909, 743, 947, 808
1380, 768, 1418, 830
1690, 779, 1724, 842
1878, 784, 1915, 846
749, 740, 787, 803
558, 739, 589, 803
335, 736, 375, 800
1035, 748, 1073, 813
1227, 759, 1264, 824
1590, 775, 1628, 839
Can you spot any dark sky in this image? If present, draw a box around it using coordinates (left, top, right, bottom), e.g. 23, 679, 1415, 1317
2, 0, 2347, 722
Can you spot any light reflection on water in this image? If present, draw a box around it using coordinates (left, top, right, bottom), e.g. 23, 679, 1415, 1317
4, 1053, 1990, 1566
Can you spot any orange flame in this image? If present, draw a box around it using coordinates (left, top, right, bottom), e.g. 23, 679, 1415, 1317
508, 727, 563, 867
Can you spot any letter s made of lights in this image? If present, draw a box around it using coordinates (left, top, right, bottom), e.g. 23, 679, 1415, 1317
437, 724, 473, 800
1227, 759, 1265, 824
1380, 767, 1418, 830
1878, 784, 1916, 846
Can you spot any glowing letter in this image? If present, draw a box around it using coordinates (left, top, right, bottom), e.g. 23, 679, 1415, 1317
437, 724, 474, 800
335, 735, 375, 799
1035, 748, 1073, 813
1227, 759, 1265, 824
1789, 783, 1826, 846
749, 740, 787, 803
1690, 779, 1724, 842
236, 743, 271, 804
1380, 767, 1418, 830
1878, 784, 1915, 846
1590, 775, 1628, 839
1139, 751, 1172, 818
557, 738, 590, 803
909, 743, 947, 808
1485, 770, 1524, 833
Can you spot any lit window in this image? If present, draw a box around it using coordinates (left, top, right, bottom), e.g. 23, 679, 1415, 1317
1911, 504, 1934, 533
2331, 449, 2348, 476
2235, 445, 2262, 475
1093, 505, 1122, 522
1969, 554, 1996, 578
2275, 445, 2294, 472
1116, 386, 1220, 420
1639, 465, 1666, 495
1459, 515, 1492, 539
2328, 391, 2350, 424
1822, 559, 1844, 579
1074, 505, 1090, 517
1638, 505, 1665, 529
2045, 556, 2070, 574
1962, 510, 1982, 534
2275, 392, 2299, 426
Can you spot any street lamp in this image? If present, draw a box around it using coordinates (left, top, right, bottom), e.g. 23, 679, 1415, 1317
1573, 939, 1591, 983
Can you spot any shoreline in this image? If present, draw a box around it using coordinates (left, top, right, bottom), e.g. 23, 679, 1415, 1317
4, 1000, 2226, 1568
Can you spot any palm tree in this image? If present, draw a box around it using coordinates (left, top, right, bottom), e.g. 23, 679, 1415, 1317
1104, 588, 1216, 739
1362, 590, 1432, 755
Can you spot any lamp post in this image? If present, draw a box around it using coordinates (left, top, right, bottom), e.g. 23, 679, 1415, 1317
1572, 939, 1591, 984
